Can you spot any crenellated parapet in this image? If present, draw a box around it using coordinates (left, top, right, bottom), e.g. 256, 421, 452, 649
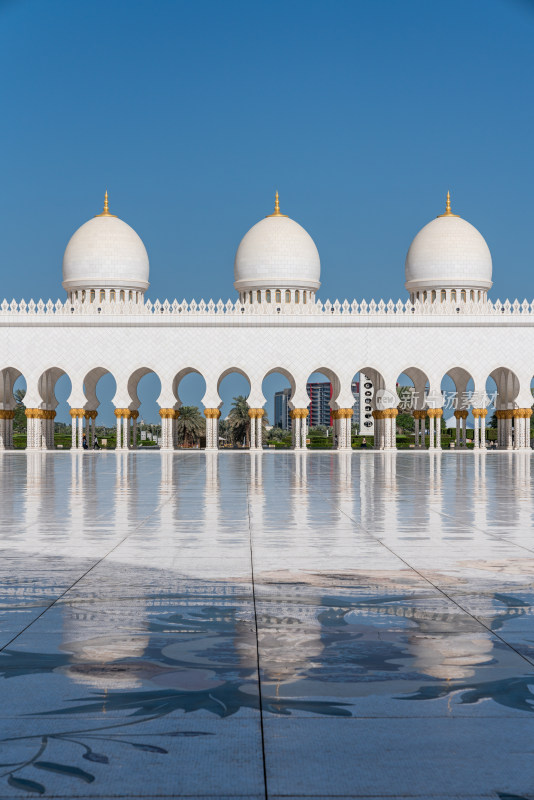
1, 296, 534, 319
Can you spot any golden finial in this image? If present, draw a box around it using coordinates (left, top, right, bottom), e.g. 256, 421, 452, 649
437, 190, 459, 218
266, 190, 288, 218
95, 190, 117, 218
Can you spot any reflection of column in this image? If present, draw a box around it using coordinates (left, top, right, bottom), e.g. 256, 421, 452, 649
203, 408, 220, 451
249, 450, 263, 487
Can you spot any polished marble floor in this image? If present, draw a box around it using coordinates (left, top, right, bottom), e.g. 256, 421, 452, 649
0, 451, 534, 799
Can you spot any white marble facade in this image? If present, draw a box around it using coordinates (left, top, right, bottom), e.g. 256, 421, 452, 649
0, 190, 533, 452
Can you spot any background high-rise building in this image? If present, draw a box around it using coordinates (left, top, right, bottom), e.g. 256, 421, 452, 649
274, 379, 361, 430
274, 388, 292, 429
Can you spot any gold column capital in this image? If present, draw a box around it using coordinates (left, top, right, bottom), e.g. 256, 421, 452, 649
289, 408, 309, 419
204, 408, 221, 419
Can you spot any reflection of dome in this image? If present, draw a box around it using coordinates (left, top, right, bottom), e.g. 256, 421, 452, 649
405, 193, 492, 302
234, 193, 320, 304
62, 192, 149, 301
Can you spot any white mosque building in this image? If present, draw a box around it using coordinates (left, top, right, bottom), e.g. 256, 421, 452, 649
0, 190, 532, 452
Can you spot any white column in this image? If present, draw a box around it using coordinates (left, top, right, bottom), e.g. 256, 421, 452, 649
455, 416, 461, 448
72, 415, 77, 450
47, 414, 55, 449
429, 416, 435, 450
91, 414, 96, 448
506, 415, 513, 449
436, 414, 442, 450
473, 415, 480, 449
116, 414, 122, 450
480, 413, 487, 450
292, 415, 301, 450
132, 416, 137, 449
256, 413, 263, 449
122, 416, 129, 450
301, 414, 308, 448
0, 417, 5, 450
249, 415, 256, 450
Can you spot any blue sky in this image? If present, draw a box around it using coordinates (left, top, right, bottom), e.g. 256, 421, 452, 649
1, 0, 533, 424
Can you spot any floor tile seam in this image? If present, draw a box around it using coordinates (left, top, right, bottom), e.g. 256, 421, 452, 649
0, 460, 205, 654
245, 462, 270, 800
297, 465, 534, 672
393, 462, 534, 558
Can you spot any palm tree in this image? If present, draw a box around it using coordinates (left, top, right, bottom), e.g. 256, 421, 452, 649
227, 395, 250, 447
175, 405, 205, 447
14, 388, 26, 433
227, 396, 270, 447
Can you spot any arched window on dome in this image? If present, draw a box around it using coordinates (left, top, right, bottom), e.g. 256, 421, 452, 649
110, 290, 116, 302
257, 290, 261, 303
440, 290, 446, 303
470, 290, 474, 301
90, 290, 95, 303
249, 291, 253, 304
431, 290, 436, 302
295, 290, 300, 304
81, 290, 86, 302
423, 291, 427, 302
266, 290, 271, 303
285, 290, 291, 303
303, 291, 307, 304
451, 290, 456, 303
100, 290, 105, 303
478, 290, 481, 301
120, 290, 125, 302
275, 290, 281, 303
129, 290, 133, 301
461, 290, 466, 302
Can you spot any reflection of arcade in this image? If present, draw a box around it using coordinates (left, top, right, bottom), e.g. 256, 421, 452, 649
62, 452, 149, 688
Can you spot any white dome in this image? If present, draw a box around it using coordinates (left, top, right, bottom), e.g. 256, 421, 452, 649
62, 201, 149, 292
234, 201, 320, 292
405, 209, 492, 293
